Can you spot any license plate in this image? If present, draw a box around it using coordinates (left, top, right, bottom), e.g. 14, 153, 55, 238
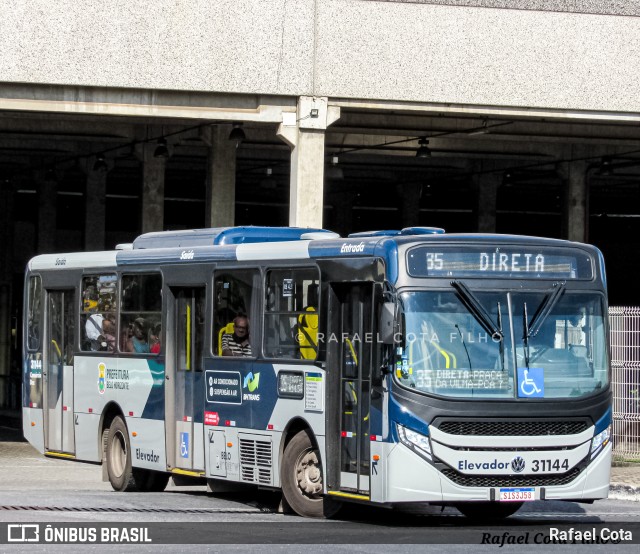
499, 487, 535, 502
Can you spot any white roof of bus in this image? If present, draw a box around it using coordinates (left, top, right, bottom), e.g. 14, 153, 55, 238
28, 251, 118, 271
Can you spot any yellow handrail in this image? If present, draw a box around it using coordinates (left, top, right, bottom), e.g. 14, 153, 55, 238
409, 337, 457, 369
185, 304, 191, 370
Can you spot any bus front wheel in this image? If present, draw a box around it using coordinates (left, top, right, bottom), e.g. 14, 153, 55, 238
281, 429, 341, 518
455, 501, 523, 520
105, 415, 137, 492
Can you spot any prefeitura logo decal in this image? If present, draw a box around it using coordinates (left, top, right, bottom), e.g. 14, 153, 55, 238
98, 363, 106, 395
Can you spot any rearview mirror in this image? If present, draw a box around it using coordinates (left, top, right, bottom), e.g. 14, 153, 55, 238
379, 302, 396, 344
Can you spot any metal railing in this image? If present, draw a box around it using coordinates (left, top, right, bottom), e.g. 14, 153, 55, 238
610, 306, 640, 460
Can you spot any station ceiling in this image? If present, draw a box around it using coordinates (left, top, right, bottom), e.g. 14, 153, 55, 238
3, 106, 640, 187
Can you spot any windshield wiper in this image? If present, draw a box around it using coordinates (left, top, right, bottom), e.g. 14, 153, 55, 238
497, 301, 505, 370
455, 324, 473, 370
522, 281, 566, 368
528, 281, 566, 338
451, 280, 503, 342
523, 302, 531, 368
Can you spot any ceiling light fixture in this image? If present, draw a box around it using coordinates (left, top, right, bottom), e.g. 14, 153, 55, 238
503, 171, 515, 187
228, 123, 246, 147
260, 167, 277, 190
596, 156, 614, 177
92, 155, 108, 172
416, 138, 431, 158
326, 156, 344, 180
153, 137, 170, 159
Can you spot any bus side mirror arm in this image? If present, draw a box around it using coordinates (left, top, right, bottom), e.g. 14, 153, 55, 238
373, 346, 393, 386
375, 302, 399, 384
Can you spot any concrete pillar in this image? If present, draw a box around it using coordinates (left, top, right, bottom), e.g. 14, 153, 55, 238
202, 125, 236, 228
399, 183, 421, 228
0, 176, 15, 407
83, 159, 108, 251
289, 129, 325, 228
474, 171, 500, 233
559, 155, 589, 242
138, 144, 166, 234
36, 170, 57, 253
277, 97, 340, 228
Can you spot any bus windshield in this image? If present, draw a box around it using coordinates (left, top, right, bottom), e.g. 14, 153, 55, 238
399, 289, 608, 400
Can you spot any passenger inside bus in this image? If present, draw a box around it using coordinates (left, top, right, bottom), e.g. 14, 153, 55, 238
85, 313, 104, 350
221, 315, 252, 357
123, 317, 150, 354
150, 323, 161, 354
85, 313, 116, 352
102, 314, 116, 352
82, 285, 99, 312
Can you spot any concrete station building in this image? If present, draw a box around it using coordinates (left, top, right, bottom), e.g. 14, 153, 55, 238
1, 0, 639, 407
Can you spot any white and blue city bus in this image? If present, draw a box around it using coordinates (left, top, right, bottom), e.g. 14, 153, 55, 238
22, 226, 612, 519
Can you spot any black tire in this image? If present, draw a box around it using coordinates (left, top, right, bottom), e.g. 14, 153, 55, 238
281, 429, 341, 518
455, 501, 523, 520
105, 416, 137, 492
133, 468, 170, 492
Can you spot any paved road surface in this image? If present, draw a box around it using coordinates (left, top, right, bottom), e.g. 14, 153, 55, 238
1, 441, 639, 552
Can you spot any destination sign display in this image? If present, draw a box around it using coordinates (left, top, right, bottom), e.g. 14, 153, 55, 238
407, 246, 593, 279
414, 369, 510, 391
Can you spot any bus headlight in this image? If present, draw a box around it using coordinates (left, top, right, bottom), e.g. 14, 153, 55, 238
590, 425, 611, 459
397, 424, 432, 461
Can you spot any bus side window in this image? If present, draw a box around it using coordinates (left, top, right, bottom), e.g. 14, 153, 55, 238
213, 269, 259, 357
27, 275, 42, 351
80, 274, 117, 353
263, 268, 319, 360
119, 273, 162, 354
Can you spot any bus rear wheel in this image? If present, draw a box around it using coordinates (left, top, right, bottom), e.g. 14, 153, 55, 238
281, 429, 341, 518
105, 416, 137, 492
455, 501, 523, 520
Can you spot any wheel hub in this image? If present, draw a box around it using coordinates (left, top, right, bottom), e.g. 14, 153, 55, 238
296, 450, 323, 497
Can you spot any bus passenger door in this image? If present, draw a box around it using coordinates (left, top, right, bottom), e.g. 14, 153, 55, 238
43, 289, 75, 454
168, 287, 206, 473
331, 283, 374, 495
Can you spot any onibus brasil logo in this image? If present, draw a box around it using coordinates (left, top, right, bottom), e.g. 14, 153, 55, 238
243, 372, 260, 401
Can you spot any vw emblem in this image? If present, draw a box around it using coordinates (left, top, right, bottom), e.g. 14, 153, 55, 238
511, 456, 525, 473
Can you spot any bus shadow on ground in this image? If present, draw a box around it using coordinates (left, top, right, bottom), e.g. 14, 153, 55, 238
0, 409, 25, 443
179, 484, 595, 527
0, 426, 26, 442
331, 499, 595, 527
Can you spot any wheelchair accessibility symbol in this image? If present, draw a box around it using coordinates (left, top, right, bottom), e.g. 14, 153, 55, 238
517, 367, 544, 398
180, 432, 189, 458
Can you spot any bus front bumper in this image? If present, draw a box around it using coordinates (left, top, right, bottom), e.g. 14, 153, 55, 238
380, 442, 611, 504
